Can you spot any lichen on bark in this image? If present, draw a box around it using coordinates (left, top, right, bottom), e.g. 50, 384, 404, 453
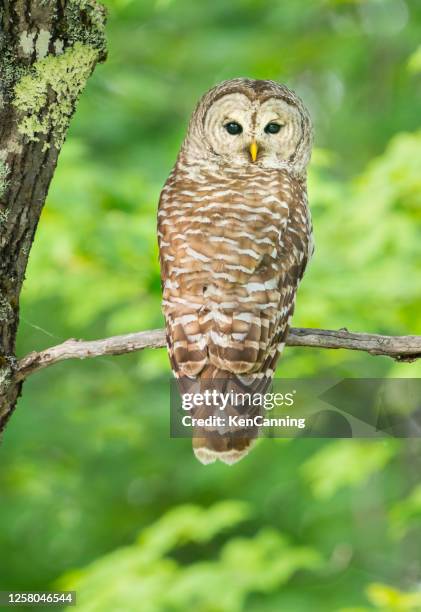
66, 0, 107, 56
13, 42, 99, 148
0, 161, 9, 199
0, 0, 107, 108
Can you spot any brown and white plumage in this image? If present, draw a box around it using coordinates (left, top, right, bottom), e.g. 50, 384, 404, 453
157, 79, 314, 465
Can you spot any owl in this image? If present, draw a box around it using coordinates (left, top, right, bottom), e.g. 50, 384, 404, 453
158, 78, 314, 465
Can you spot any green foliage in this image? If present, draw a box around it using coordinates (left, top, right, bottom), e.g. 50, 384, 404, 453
341, 582, 421, 612
389, 484, 421, 539
59, 502, 321, 611
301, 440, 397, 499
407, 45, 421, 73
0, 1, 420, 610
366, 583, 421, 611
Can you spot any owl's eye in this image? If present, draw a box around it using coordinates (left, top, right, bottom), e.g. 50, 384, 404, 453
264, 122, 282, 134
224, 122, 243, 135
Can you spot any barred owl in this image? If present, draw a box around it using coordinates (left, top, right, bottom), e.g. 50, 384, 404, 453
158, 78, 314, 465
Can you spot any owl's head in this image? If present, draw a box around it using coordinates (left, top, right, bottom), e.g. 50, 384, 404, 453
182, 79, 313, 176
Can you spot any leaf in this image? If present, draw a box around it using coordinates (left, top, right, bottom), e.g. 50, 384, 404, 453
366, 583, 421, 611
407, 46, 421, 74
301, 440, 397, 499
137, 501, 251, 557
389, 484, 421, 539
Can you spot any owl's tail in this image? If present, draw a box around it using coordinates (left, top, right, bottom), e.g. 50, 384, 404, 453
192, 428, 256, 466
179, 365, 271, 465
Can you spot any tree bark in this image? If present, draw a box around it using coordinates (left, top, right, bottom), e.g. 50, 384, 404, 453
0, 0, 106, 431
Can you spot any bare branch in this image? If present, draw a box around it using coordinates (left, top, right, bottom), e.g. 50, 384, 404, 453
16, 327, 421, 381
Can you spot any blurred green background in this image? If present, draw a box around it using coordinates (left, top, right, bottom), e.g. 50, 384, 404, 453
1, 0, 421, 610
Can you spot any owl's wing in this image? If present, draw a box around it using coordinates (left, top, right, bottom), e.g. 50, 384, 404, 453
158, 170, 210, 379
251, 213, 312, 384
204, 189, 312, 381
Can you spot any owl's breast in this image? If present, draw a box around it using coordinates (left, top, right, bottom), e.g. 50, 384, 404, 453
158, 165, 311, 376
158, 167, 294, 296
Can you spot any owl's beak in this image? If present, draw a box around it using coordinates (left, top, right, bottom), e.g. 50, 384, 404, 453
249, 141, 258, 163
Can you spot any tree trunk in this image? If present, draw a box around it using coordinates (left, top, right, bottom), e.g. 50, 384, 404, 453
0, 0, 106, 431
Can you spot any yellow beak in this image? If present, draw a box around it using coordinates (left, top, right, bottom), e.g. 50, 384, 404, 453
249, 141, 258, 163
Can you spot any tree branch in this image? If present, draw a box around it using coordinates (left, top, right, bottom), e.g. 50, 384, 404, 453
16, 327, 421, 381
